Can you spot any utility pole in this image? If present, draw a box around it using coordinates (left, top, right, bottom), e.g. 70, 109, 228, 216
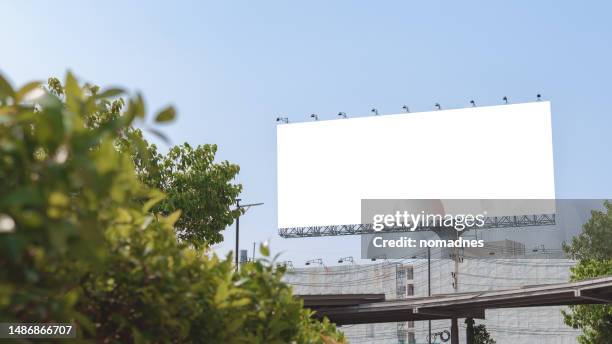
235, 199, 240, 270
428, 246, 432, 344
234, 199, 263, 271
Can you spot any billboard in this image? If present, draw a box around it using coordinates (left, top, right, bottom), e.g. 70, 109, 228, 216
277, 102, 555, 229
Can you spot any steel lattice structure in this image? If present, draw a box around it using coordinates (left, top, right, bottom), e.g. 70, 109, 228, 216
278, 214, 556, 238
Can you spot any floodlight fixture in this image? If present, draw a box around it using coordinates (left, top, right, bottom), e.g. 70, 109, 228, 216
338, 256, 354, 264
278, 261, 294, 269
305, 258, 323, 266
370, 254, 387, 262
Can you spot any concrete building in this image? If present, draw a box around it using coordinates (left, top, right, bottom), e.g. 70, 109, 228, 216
412, 257, 579, 344
284, 253, 580, 343
284, 261, 414, 343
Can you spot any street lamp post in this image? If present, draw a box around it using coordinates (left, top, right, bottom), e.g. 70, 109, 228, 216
234, 199, 263, 270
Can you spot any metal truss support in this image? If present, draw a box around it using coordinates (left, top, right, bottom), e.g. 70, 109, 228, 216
278, 214, 556, 238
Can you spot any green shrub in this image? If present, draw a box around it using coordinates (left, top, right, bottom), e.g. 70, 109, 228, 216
0, 72, 344, 343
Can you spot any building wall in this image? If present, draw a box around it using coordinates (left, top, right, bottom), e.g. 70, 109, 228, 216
412, 257, 580, 344
284, 262, 413, 343
284, 258, 580, 344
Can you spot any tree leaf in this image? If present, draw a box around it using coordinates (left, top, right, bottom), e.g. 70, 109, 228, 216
155, 106, 176, 123
260, 242, 270, 257
143, 189, 166, 213
97, 87, 125, 99
164, 210, 182, 226
0, 73, 15, 99
145, 127, 171, 144
214, 281, 229, 305
15, 81, 42, 102
64, 71, 81, 100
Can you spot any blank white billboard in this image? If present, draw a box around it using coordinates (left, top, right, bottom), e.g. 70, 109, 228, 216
277, 102, 555, 228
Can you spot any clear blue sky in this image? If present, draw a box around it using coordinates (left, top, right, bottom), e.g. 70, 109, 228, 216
2, 1, 611, 266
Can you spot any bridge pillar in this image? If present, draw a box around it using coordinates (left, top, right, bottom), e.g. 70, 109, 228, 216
451, 317, 459, 344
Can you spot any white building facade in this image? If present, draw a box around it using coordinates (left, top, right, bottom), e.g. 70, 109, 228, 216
284, 256, 580, 344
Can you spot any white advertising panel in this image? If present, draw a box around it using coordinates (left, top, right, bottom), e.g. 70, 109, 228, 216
277, 102, 555, 228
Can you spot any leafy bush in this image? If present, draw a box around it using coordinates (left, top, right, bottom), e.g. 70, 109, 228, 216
0, 73, 147, 326
0, 72, 345, 343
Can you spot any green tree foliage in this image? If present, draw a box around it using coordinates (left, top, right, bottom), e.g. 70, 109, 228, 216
562, 201, 612, 344
126, 131, 242, 246
0, 72, 345, 343
81, 225, 343, 343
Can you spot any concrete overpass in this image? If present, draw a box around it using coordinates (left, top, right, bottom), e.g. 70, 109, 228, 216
298, 276, 612, 344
